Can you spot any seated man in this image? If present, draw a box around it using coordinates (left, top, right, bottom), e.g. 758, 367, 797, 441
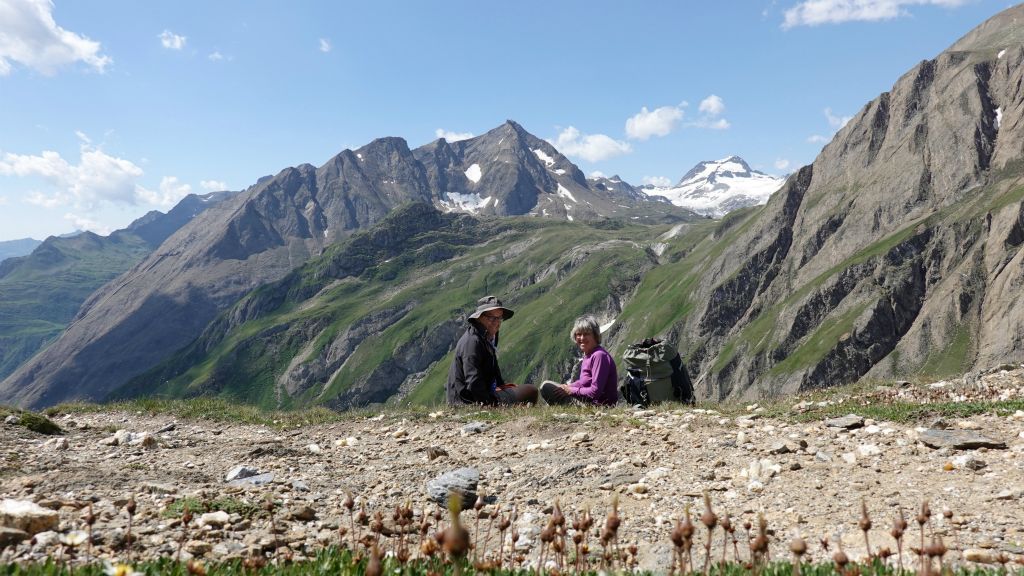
446, 295, 538, 406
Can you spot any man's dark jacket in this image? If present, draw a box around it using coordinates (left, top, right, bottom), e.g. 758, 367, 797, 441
447, 323, 505, 405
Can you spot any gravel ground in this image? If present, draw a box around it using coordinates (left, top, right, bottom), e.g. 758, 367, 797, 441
1, 367, 1023, 572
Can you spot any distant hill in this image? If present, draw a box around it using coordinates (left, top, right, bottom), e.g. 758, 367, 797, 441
0, 238, 42, 263
0, 192, 234, 382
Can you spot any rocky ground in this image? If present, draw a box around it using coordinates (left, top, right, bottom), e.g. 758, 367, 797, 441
1, 367, 1024, 573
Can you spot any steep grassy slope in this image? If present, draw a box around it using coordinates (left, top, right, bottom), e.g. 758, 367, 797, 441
115, 203, 710, 409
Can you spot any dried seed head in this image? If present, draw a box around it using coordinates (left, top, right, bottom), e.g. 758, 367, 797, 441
552, 500, 565, 528
720, 513, 733, 534
125, 498, 137, 516
926, 535, 947, 558
181, 503, 193, 524
356, 505, 368, 525
474, 491, 485, 513
365, 544, 382, 576
859, 499, 872, 532
892, 508, 908, 538
671, 519, 686, 548
499, 515, 511, 531
790, 537, 807, 557
541, 522, 556, 543
942, 509, 953, 520
833, 549, 849, 568
186, 560, 207, 576
680, 507, 695, 539
701, 492, 718, 530
85, 504, 96, 526
343, 492, 354, 511
916, 500, 931, 526
605, 495, 620, 533
370, 511, 384, 534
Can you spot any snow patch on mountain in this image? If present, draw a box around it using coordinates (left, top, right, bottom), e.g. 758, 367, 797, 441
465, 164, 482, 183
440, 192, 492, 213
533, 149, 555, 166
643, 156, 784, 218
557, 184, 577, 203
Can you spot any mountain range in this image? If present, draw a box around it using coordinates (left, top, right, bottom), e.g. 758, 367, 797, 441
3, 4, 1024, 410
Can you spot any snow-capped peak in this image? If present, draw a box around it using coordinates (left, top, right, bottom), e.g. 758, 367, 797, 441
644, 156, 785, 218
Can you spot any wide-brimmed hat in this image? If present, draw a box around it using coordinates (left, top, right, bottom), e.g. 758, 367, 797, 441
469, 295, 515, 320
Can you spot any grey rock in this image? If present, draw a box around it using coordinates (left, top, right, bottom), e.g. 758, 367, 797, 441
288, 505, 317, 522
426, 467, 479, 510
825, 415, 865, 429
225, 465, 260, 482
461, 422, 488, 435
155, 422, 176, 433
227, 472, 275, 487
4, 415, 18, 425
918, 429, 1007, 450
815, 451, 833, 462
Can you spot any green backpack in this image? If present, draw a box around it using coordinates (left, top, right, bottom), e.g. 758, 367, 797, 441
620, 338, 695, 405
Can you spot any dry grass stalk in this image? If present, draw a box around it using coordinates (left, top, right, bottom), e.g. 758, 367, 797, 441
701, 492, 718, 575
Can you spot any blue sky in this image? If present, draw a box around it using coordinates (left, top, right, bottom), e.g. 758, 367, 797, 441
0, 0, 1015, 241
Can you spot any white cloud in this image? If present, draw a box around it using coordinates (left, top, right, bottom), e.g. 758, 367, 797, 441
549, 126, 632, 163
808, 134, 830, 143
208, 51, 224, 61
63, 212, 109, 235
625, 105, 685, 140
137, 176, 191, 207
588, 170, 606, 179
0, 196, 8, 206
0, 0, 111, 76
159, 30, 187, 50
0, 136, 177, 210
692, 117, 731, 130
825, 107, 852, 129
435, 128, 474, 142
201, 179, 228, 191
319, 38, 331, 53
642, 176, 672, 187
775, 158, 791, 171
782, 0, 967, 29
699, 95, 726, 116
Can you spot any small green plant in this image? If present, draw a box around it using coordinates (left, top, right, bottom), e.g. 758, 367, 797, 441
17, 411, 63, 435
162, 497, 260, 519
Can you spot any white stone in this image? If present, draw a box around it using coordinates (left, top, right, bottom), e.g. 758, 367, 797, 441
841, 452, 858, 464
306, 443, 322, 454
197, 511, 231, 528
646, 467, 671, 481
0, 499, 59, 535
857, 444, 881, 457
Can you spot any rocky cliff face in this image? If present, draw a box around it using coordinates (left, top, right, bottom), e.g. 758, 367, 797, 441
676, 5, 1024, 400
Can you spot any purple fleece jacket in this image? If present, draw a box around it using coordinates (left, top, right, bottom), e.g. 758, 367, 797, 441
569, 346, 618, 406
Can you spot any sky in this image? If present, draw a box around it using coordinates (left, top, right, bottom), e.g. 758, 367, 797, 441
0, 0, 1017, 241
